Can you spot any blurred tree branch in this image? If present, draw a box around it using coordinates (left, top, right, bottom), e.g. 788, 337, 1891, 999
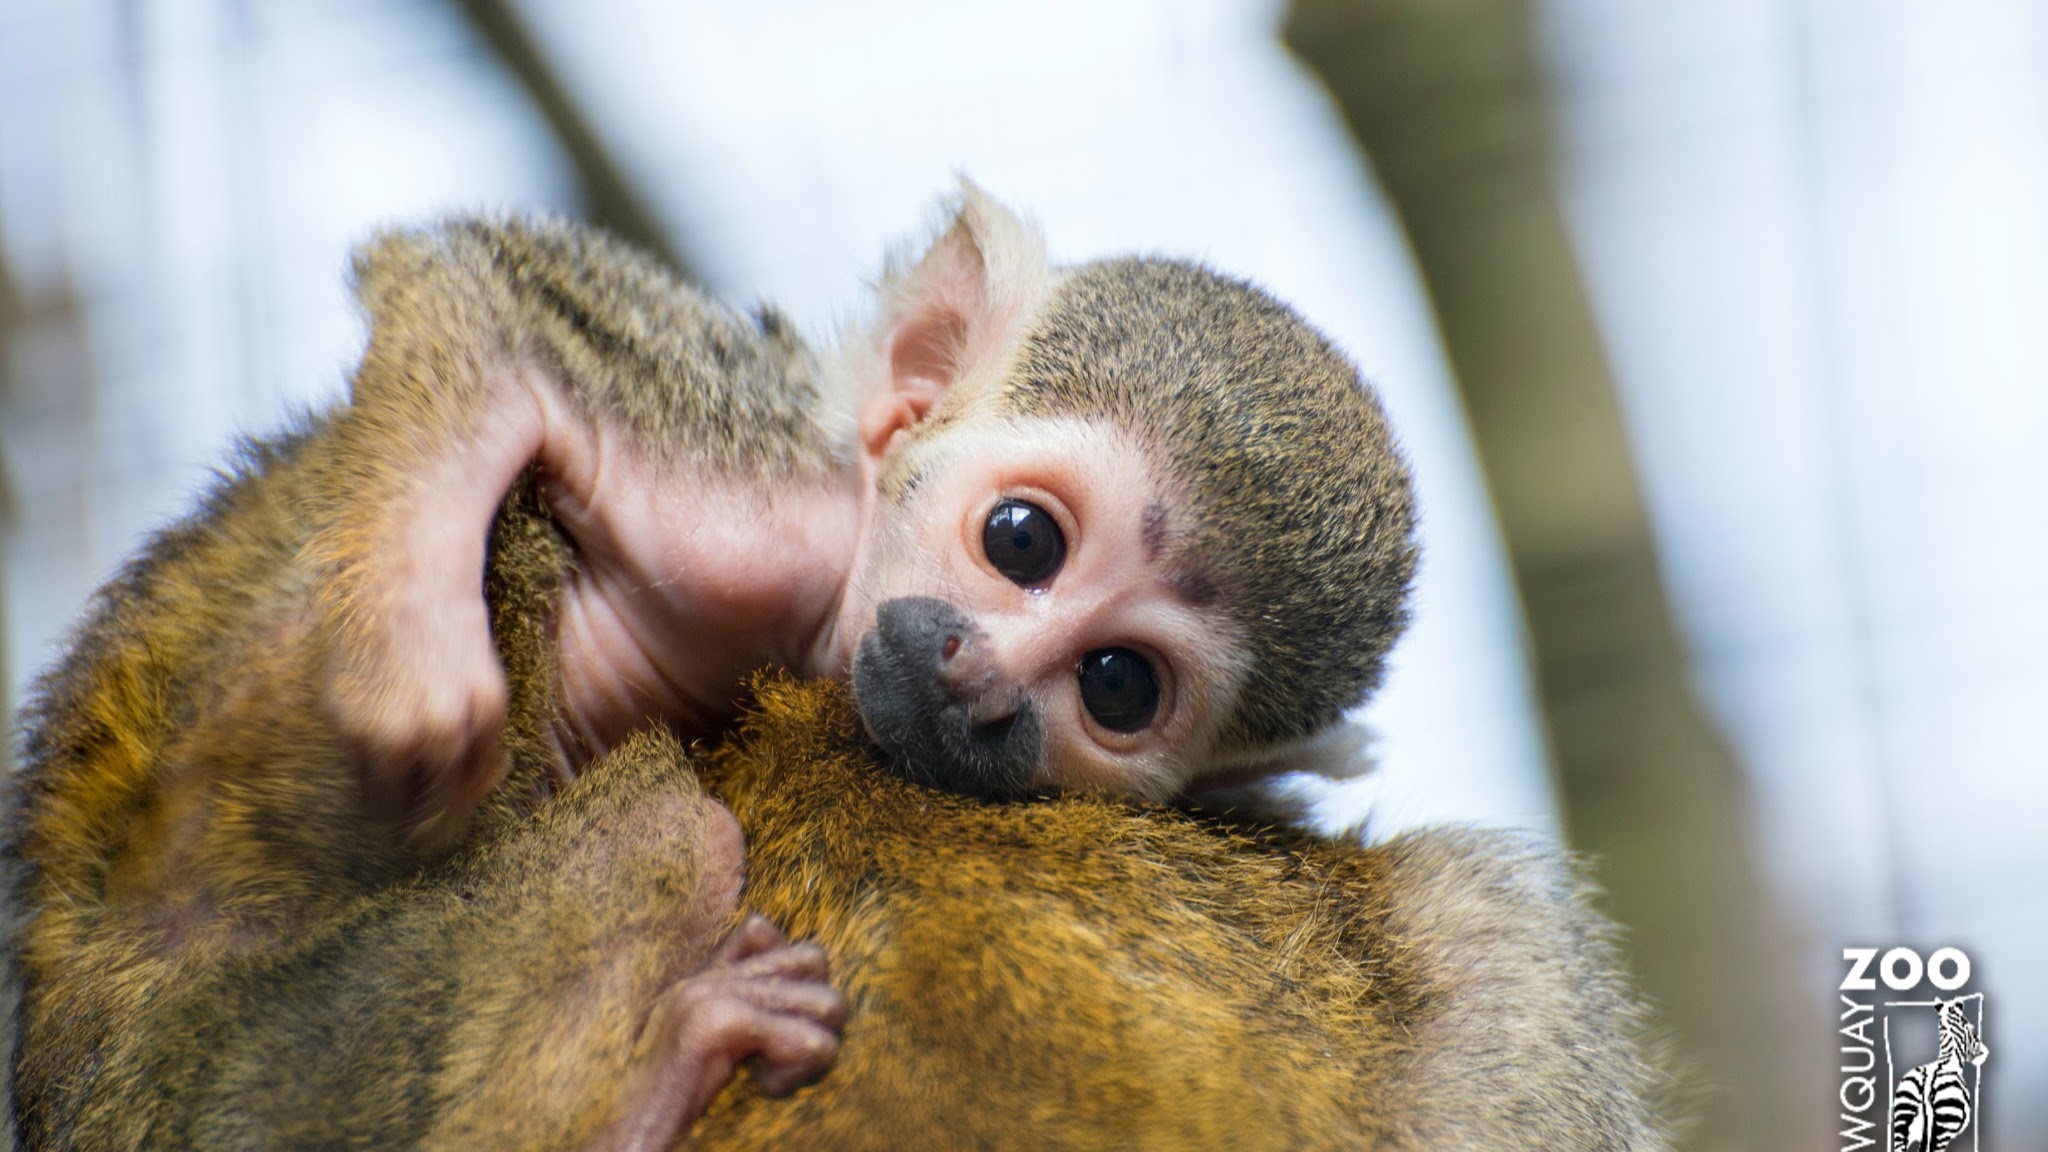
1, 237, 18, 781
451, 0, 691, 276
1, 243, 93, 784
1285, 1, 1819, 1147
0, 237, 17, 528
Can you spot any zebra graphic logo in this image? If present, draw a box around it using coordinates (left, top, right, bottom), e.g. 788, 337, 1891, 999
1886, 996, 1988, 1152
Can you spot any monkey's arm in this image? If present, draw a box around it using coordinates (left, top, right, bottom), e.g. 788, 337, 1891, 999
303, 217, 834, 829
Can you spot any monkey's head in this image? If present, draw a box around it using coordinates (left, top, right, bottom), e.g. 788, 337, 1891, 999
841, 188, 1417, 802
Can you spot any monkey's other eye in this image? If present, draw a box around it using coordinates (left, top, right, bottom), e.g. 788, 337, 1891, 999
1078, 648, 1160, 733
983, 499, 1066, 587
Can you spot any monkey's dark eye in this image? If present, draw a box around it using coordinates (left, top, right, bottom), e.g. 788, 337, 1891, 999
983, 499, 1066, 587
1078, 648, 1159, 733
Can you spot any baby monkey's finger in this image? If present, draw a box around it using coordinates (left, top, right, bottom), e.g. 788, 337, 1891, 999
742, 1014, 843, 1098
713, 913, 789, 964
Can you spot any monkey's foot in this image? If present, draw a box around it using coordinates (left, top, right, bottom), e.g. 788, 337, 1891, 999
589, 914, 847, 1152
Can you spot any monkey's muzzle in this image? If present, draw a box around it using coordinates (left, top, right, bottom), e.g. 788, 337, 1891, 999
851, 596, 1044, 799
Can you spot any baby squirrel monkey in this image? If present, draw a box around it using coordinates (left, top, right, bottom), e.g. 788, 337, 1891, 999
317, 186, 1416, 834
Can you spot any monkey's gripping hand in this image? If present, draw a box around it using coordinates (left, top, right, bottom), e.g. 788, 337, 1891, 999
592, 915, 848, 1152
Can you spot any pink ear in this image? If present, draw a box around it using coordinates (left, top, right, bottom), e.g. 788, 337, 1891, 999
860, 235, 981, 457
887, 306, 968, 407
865, 185, 1049, 439
884, 209, 989, 394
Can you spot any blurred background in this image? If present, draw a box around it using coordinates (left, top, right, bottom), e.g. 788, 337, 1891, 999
2, 0, 2043, 1146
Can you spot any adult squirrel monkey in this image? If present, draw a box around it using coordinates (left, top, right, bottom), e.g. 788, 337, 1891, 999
6, 193, 1668, 1149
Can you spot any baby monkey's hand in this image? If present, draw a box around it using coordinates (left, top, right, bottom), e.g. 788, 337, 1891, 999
589, 914, 849, 1152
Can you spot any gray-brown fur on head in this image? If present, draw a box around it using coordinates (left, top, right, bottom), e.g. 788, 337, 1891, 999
998, 259, 1419, 753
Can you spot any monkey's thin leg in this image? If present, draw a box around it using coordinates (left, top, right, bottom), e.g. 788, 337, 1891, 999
426, 729, 846, 1151
586, 914, 844, 1152
136, 729, 841, 1152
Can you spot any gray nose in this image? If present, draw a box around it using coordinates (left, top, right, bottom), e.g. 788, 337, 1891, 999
873, 596, 1004, 706
872, 596, 974, 676
853, 596, 1043, 798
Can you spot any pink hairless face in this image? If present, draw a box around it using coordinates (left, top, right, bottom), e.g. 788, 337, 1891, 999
843, 416, 1245, 800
